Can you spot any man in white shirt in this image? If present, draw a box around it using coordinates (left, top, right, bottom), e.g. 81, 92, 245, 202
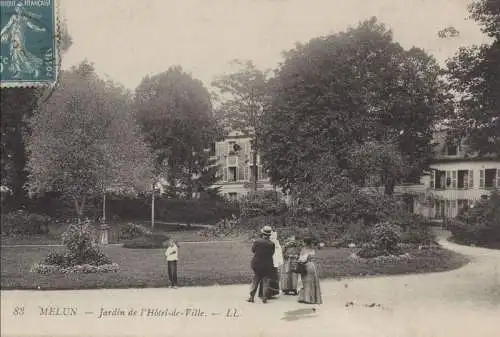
165, 240, 179, 288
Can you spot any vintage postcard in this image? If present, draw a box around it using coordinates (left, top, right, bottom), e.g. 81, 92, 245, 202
1, 0, 499, 336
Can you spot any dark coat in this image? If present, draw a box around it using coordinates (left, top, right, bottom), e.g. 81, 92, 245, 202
251, 237, 275, 274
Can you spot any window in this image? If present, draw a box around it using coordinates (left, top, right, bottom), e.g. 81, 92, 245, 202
249, 165, 258, 181
223, 167, 228, 182
243, 166, 249, 181
238, 166, 245, 181
365, 174, 382, 187
480, 169, 498, 189
450, 171, 457, 188
210, 142, 216, 156
457, 170, 474, 189
228, 167, 237, 182
261, 168, 268, 180
446, 144, 458, 156
434, 200, 445, 218
434, 170, 446, 189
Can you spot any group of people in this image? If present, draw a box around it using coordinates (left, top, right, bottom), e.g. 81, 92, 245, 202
163, 225, 323, 305
248, 225, 322, 305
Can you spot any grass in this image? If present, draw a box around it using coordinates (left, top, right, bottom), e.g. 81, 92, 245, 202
0, 242, 469, 290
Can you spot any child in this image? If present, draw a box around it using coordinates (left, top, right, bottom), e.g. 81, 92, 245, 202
165, 240, 179, 288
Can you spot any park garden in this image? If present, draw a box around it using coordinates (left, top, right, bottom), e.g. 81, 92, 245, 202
2, 4, 500, 290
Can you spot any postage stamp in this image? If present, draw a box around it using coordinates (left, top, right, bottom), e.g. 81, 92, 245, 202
0, 0, 59, 87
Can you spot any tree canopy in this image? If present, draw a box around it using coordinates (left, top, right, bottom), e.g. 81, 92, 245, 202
1, 15, 74, 207
212, 60, 271, 190
26, 62, 153, 218
135, 66, 220, 198
446, 0, 500, 157
261, 17, 448, 193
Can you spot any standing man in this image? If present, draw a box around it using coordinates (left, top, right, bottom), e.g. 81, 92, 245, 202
247, 225, 275, 303
165, 240, 179, 288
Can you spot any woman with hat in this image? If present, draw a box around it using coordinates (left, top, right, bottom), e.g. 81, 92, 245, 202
265, 230, 284, 298
280, 234, 302, 295
296, 237, 322, 305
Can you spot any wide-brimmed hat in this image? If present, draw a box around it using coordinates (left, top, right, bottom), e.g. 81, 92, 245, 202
260, 225, 272, 236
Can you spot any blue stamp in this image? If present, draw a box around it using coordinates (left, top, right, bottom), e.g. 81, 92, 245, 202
0, 0, 58, 87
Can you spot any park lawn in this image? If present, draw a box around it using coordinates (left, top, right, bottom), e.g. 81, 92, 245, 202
0, 242, 468, 290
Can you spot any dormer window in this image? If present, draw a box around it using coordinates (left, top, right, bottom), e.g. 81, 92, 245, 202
445, 141, 460, 156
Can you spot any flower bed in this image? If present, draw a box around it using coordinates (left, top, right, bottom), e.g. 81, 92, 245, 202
30, 221, 119, 275
349, 251, 413, 264
31, 263, 119, 274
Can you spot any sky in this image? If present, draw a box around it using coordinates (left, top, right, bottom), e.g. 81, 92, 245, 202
60, 0, 492, 91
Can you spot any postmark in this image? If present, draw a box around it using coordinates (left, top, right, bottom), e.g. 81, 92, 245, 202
0, 0, 59, 87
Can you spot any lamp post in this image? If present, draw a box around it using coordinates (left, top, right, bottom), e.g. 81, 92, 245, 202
100, 186, 109, 245
151, 182, 156, 229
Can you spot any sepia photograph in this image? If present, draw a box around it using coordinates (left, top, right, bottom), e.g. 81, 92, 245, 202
1, 0, 499, 336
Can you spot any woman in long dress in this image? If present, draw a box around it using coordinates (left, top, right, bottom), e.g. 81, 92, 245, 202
280, 235, 301, 295
297, 237, 322, 304
267, 230, 283, 298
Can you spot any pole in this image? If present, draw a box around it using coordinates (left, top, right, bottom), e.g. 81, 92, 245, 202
151, 183, 155, 229
102, 192, 106, 222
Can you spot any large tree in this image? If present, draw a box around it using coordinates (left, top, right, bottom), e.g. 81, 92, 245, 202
446, 0, 500, 157
0, 17, 73, 207
211, 60, 271, 193
25, 62, 153, 219
135, 66, 220, 199
261, 17, 448, 193
348, 140, 408, 195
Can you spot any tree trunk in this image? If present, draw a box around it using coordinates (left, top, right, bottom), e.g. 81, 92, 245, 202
185, 148, 195, 229
73, 195, 86, 223
11, 123, 28, 209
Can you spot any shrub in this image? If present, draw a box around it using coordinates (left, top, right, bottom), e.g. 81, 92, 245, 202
1, 210, 51, 236
367, 222, 402, 255
122, 232, 169, 249
33, 221, 116, 274
339, 220, 371, 246
356, 245, 387, 258
240, 191, 287, 218
306, 189, 401, 226
116, 197, 240, 225
31, 262, 119, 274
119, 223, 152, 240
389, 211, 437, 245
43, 220, 113, 267
43, 252, 66, 266
61, 221, 98, 263
400, 225, 436, 245
448, 189, 500, 247
63, 246, 112, 266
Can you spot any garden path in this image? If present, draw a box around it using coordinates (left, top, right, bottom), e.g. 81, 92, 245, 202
1, 232, 499, 337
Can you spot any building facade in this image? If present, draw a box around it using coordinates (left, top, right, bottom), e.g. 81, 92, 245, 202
211, 129, 499, 216
412, 131, 500, 219
210, 130, 281, 201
